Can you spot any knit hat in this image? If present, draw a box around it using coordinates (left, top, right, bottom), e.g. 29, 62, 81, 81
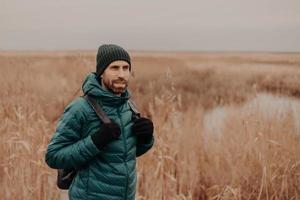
96, 44, 131, 77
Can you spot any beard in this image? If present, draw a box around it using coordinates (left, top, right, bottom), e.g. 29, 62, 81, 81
102, 78, 128, 95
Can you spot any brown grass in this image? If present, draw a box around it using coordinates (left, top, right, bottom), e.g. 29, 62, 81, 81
0, 51, 299, 200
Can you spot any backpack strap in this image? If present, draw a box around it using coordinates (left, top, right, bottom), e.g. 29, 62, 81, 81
83, 95, 111, 124
128, 99, 140, 120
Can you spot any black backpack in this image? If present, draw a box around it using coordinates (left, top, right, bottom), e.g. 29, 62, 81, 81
57, 94, 140, 190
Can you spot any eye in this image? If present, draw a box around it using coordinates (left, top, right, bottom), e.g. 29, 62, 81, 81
123, 65, 130, 70
110, 65, 119, 70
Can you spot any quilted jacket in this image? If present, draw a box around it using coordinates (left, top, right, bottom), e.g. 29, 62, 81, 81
45, 72, 154, 200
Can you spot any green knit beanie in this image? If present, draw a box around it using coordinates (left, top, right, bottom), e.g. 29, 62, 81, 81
96, 44, 131, 77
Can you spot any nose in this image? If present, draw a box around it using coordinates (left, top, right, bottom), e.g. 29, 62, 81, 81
118, 68, 125, 78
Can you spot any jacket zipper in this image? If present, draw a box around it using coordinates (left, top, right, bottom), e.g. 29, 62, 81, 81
117, 108, 129, 200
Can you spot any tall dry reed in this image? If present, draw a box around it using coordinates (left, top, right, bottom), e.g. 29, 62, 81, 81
0, 52, 299, 200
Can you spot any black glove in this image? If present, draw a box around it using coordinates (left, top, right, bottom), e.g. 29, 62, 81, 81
132, 117, 154, 144
91, 122, 121, 150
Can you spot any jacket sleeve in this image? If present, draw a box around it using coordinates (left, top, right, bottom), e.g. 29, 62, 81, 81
45, 98, 100, 169
136, 135, 154, 157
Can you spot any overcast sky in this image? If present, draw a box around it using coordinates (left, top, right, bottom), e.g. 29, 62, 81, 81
1, 0, 300, 52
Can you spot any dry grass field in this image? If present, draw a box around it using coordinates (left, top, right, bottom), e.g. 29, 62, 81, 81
0, 51, 300, 200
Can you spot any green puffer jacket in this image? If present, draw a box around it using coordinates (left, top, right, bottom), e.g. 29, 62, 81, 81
45, 72, 154, 200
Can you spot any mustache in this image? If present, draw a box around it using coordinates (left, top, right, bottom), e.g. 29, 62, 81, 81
112, 78, 128, 84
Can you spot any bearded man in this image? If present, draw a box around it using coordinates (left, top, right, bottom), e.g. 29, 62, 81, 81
45, 44, 154, 200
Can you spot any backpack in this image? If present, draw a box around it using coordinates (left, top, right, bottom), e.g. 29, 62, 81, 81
56, 94, 140, 190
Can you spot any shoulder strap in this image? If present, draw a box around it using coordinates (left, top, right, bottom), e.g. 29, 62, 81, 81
83, 95, 111, 124
128, 99, 141, 120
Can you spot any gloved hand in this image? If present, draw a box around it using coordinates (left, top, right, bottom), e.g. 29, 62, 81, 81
91, 122, 121, 150
132, 117, 154, 144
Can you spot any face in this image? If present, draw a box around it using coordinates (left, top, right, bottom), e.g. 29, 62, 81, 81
101, 60, 130, 95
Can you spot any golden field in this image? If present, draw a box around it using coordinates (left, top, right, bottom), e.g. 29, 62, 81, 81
0, 51, 300, 200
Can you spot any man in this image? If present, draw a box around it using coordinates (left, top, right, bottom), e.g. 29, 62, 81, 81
45, 44, 154, 200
